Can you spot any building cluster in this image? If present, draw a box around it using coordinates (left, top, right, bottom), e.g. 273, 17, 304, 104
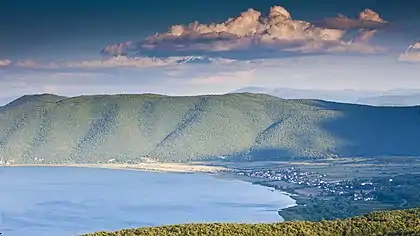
318, 179, 377, 201
324, 179, 377, 201
232, 167, 377, 201
233, 167, 326, 187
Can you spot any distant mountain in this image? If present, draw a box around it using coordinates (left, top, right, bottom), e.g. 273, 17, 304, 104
232, 86, 271, 94
231, 87, 380, 103
357, 93, 420, 106
232, 87, 420, 106
1, 93, 420, 164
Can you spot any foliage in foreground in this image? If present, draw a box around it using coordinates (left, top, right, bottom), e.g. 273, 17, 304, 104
85, 208, 420, 236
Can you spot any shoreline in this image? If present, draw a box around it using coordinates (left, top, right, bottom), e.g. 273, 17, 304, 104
2, 162, 299, 220
0, 162, 228, 173
216, 171, 300, 220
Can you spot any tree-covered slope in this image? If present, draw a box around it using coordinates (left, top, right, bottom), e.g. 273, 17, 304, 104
0, 93, 419, 164
86, 208, 420, 236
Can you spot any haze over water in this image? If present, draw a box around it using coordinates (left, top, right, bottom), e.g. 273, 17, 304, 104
0, 167, 295, 236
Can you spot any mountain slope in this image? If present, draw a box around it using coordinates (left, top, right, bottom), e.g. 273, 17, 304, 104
2, 93, 66, 109
0, 93, 419, 164
0, 96, 19, 106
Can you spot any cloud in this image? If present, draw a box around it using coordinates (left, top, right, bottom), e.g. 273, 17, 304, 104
1, 56, 173, 70
15, 59, 59, 69
1, 54, 420, 99
63, 56, 174, 68
311, 9, 390, 47
398, 41, 420, 62
6, 55, 238, 70
0, 6, 393, 71
0, 59, 12, 67
101, 41, 134, 56
312, 9, 388, 30
101, 6, 387, 58
0, 59, 59, 69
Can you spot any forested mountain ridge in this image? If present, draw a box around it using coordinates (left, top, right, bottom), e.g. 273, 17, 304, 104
86, 208, 420, 236
0, 93, 419, 164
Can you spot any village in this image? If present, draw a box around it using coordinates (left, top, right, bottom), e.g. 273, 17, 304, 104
231, 167, 379, 202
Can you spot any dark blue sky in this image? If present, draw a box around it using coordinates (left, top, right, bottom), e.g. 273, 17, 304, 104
1, 1, 420, 102
1, 0, 419, 59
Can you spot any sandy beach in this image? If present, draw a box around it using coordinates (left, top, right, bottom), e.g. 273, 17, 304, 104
2, 162, 229, 173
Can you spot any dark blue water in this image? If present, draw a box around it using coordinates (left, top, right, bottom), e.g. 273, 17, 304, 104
0, 167, 295, 236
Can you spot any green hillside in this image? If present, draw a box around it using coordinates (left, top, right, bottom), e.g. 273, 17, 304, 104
86, 208, 420, 236
0, 93, 419, 164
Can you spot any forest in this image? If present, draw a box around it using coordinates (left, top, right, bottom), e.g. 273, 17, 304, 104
86, 207, 420, 236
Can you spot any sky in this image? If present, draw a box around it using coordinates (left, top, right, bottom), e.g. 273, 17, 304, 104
1, 0, 420, 104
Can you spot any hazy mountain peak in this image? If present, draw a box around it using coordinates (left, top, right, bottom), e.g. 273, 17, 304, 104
232, 87, 420, 106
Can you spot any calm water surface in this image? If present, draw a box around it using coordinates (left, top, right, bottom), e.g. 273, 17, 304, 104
0, 167, 295, 236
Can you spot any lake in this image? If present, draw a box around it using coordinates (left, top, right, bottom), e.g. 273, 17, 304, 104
0, 167, 295, 236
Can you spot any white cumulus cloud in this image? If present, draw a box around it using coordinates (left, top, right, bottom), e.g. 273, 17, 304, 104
101, 6, 388, 58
